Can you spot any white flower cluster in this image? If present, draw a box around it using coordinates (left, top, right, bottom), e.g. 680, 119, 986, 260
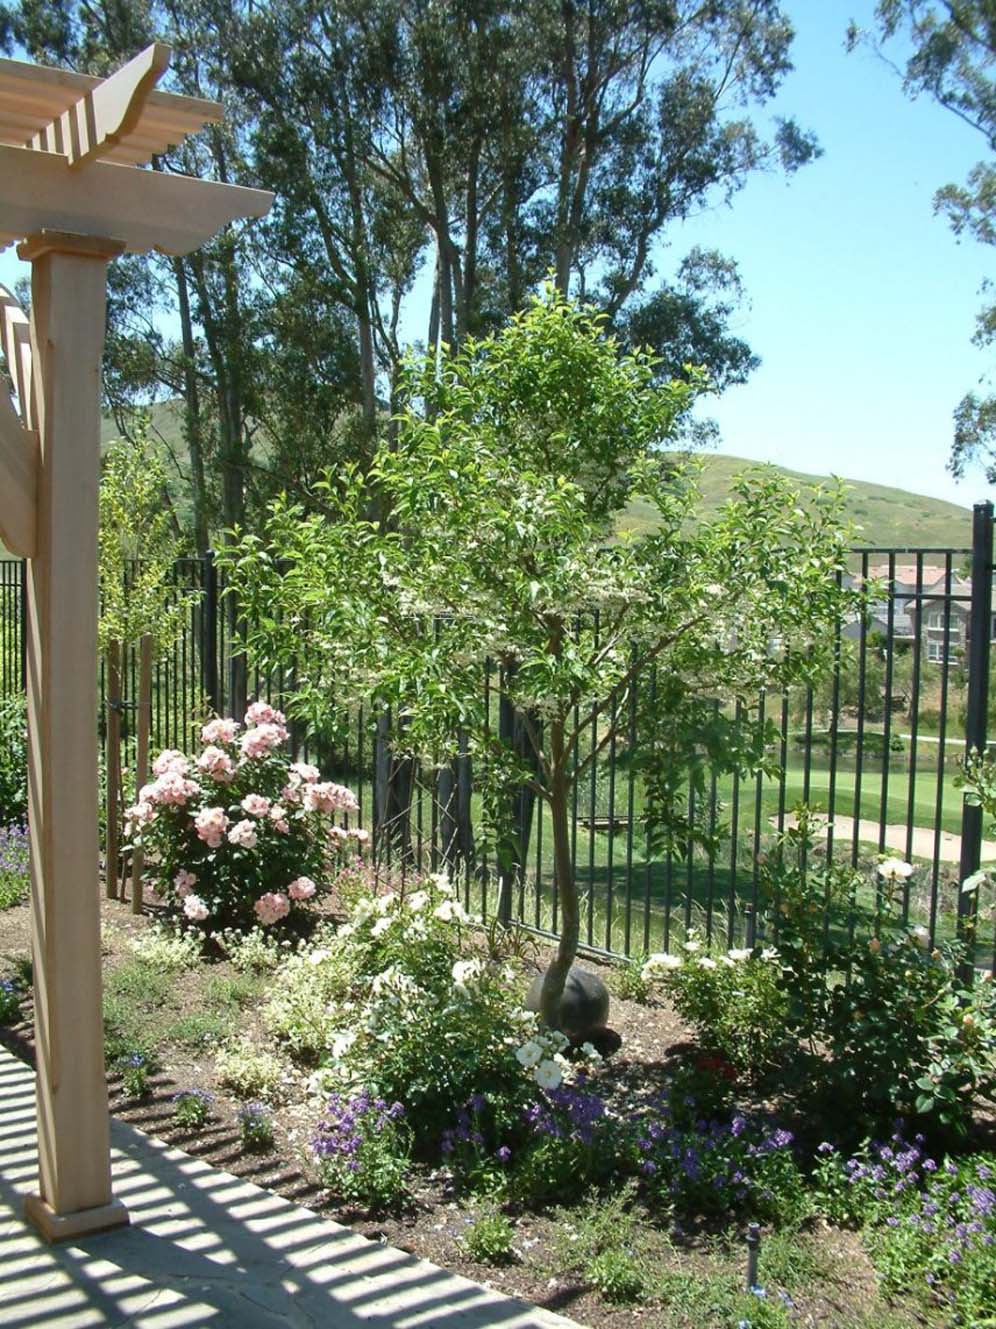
515, 1024, 571, 1090
641, 940, 779, 985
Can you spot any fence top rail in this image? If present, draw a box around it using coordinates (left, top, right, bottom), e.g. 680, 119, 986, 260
850, 546, 972, 555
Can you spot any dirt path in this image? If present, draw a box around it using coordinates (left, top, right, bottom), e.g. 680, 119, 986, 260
775, 811, 996, 864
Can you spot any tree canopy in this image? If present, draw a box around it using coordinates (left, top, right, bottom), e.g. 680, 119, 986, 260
850, 2, 996, 480
222, 289, 855, 1023
1, 0, 819, 542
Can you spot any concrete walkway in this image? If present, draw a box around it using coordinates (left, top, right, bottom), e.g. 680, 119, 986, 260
0, 1049, 582, 1328
774, 811, 996, 864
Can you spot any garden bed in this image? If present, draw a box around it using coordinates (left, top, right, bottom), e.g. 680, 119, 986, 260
0, 889, 944, 1329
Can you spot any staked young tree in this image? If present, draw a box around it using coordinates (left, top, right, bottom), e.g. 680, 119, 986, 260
222, 289, 856, 1027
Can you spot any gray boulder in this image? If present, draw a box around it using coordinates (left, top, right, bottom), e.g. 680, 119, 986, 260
526, 965, 610, 1039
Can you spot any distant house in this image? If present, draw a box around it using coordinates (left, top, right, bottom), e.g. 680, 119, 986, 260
844, 563, 976, 663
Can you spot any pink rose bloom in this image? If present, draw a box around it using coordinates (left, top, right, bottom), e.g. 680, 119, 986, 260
125, 799, 154, 824
245, 701, 287, 729
153, 772, 200, 807
303, 782, 360, 815
240, 723, 287, 760
289, 761, 320, 784
194, 806, 228, 849
153, 749, 190, 777
254, 892, 290, 925
183, 894, 209, 922
173, 869, 198, 897
197, 745, 236, 782
348, 827, 370, 844
327, 825, 349, 842
201, 717, 240, 746
228, 818, 259, 850
241, 793, 271, 817
288, 876, 317, 901
281, 781, 302, 806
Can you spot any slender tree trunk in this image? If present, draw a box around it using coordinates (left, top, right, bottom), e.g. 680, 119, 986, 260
540, 717, 579, 1027
171, 256, 210, 554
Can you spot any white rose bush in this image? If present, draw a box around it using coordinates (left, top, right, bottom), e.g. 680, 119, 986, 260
125, 701, 363, 931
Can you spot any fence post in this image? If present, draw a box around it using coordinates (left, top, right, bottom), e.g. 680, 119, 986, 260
957, 501, 994, 960
201, 549, 219, 714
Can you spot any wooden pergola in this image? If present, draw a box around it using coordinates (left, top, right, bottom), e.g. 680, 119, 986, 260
0, 45, 272, 1243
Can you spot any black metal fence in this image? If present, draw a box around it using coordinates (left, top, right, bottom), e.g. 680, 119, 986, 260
2, 504, 995, 965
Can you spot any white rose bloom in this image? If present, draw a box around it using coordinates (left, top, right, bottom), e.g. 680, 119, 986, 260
375, 892, 397, 915
682, 939, 701, 953
534, 1059, 563, 1090
727, 948, 753, 962
308, 948, 332, 966
516, 1040, 543, 1068
371, 915, 392, 937
910, 925, 930, 949
406, 890, 429, 913
451, 957, 484, 994
877, 857, 914, 882
430, 871, 454, 897
697, 956, 718, 970
761, 947, 779, 962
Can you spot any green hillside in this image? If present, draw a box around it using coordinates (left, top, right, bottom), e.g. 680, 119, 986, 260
97, 403, 975, 552
621, 453, 974, 550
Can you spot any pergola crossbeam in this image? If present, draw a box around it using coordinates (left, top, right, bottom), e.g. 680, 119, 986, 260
0, 145, 272, 256
26, 43, 171, 169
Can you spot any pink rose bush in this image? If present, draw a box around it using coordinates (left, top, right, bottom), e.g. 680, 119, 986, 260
125, 702, 365, 931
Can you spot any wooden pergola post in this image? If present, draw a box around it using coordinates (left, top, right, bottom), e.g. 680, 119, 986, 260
22, 232, 127, 1241
0, 45, 272, 1243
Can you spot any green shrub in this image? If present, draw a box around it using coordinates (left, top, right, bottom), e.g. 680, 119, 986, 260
312, 1091, 410, 1210
462, 1211, 517, 1265
813, 1138, 996, 1324
127, 925, 203, 972
0, 697, 27, 825
825, 933, 996, 1134
214, 1036, 285, 1101
125, 703, 365, 932
118, 1051, 153, 1098
0, 823, 29, 910
585, 1248, 645, 1304
612, 954, 652, 1003
173, 1089, 213, 1130
0, 977, 21, 1023
642, 937, 790, 1077
237, 1101, 274, 1151
262, 946, 352, 1060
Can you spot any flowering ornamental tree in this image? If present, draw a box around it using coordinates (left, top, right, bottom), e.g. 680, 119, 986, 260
125, 701, 364, 930
223, 290, 855, 1027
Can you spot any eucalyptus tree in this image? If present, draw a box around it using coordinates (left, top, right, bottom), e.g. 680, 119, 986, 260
222, 289, 854, 1027
849, 2, 996, 480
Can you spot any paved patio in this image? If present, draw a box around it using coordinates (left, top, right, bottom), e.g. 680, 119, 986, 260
0, 1049, 582, 1328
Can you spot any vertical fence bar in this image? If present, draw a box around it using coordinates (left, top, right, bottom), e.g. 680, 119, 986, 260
958, 503, 994, 960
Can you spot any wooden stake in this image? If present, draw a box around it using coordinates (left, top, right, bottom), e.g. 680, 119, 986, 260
131, 631, 152, 913
105, 640, 121, 900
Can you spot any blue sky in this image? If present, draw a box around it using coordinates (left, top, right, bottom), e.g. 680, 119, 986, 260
1, 1, 993, 511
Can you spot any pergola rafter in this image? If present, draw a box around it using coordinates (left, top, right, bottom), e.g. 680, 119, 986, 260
0, 44, 272, 1244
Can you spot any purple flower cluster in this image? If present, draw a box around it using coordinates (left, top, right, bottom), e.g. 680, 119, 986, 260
820, 1130, 996, 1314
312, 1091, 404, 1174
0, 822, 27, 869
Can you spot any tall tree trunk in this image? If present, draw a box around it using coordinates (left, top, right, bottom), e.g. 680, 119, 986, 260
539, 718, 579, 1027
171, 256, 210, 554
